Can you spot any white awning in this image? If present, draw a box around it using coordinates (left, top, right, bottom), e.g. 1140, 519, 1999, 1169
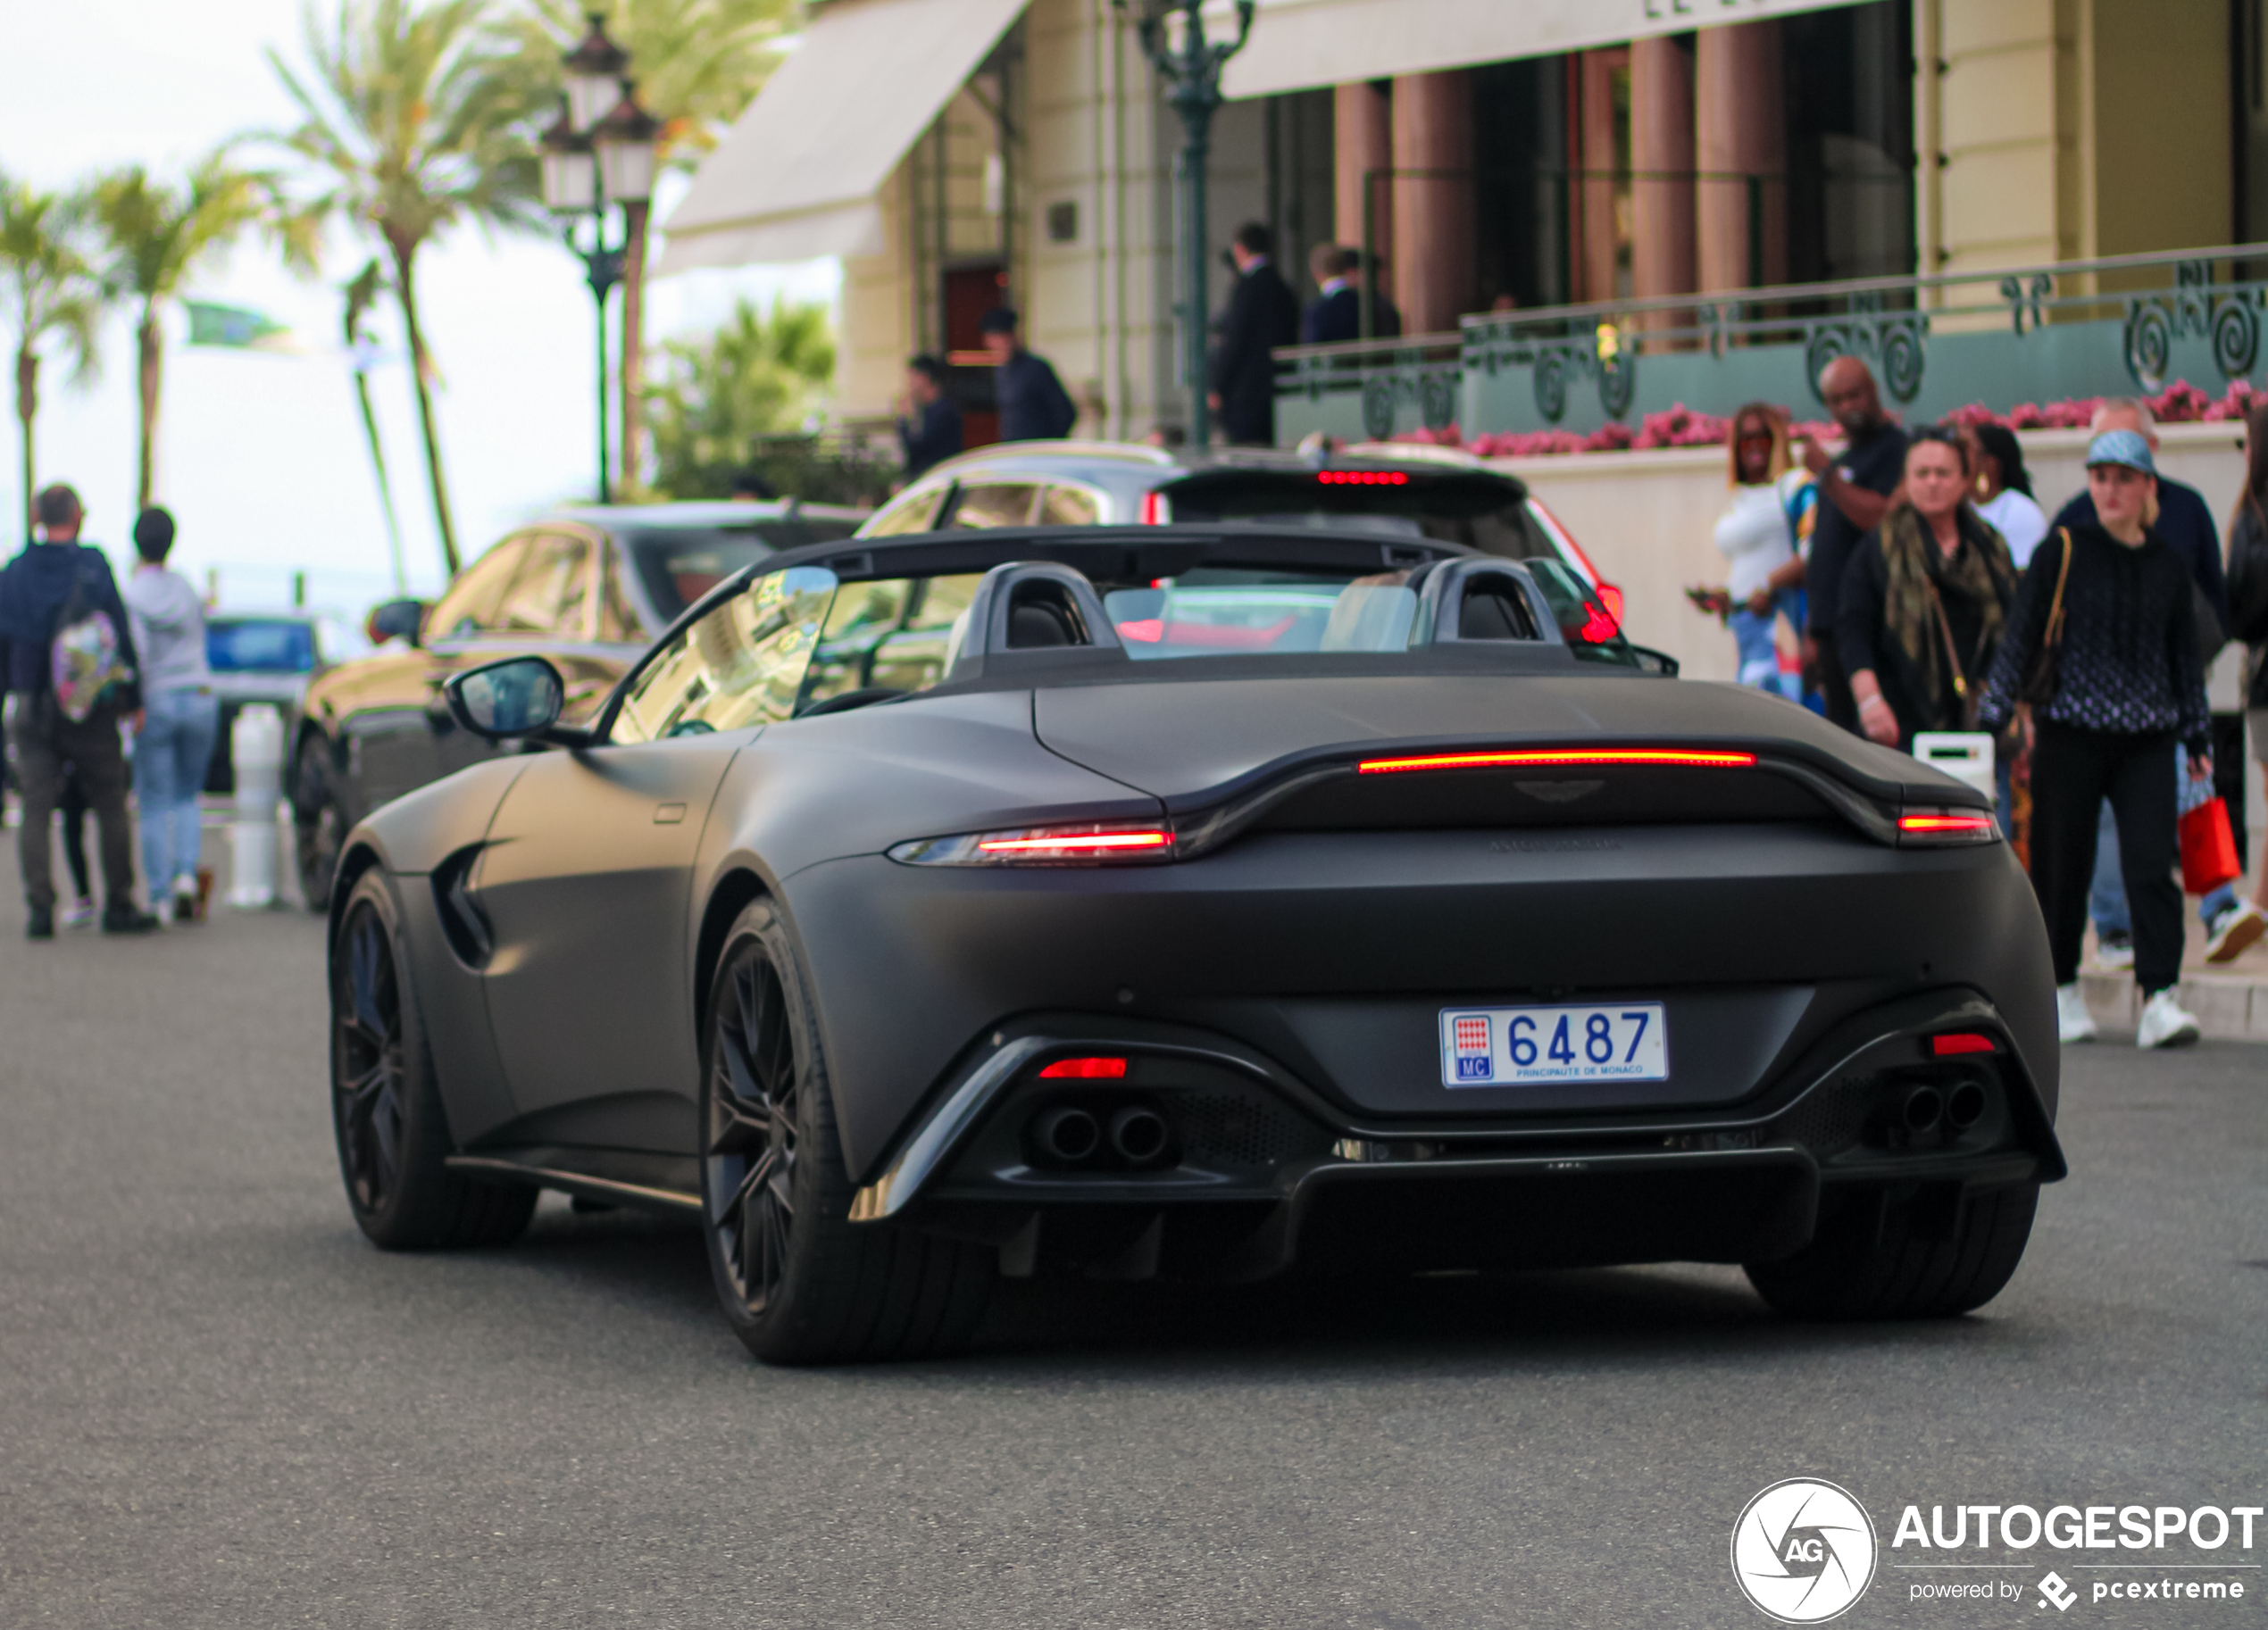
658, 0, 1029, 273
1220, 0, 1872, 99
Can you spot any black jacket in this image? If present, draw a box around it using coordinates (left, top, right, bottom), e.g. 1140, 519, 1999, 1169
1834, 510, 2014, 747
0, 541, 141, 705
996, 350, 1078, 443
1299, 286, 1402, 345
2228, 503, 2268, 708
896, 396, 963, 478
1209, 262, 1299, 445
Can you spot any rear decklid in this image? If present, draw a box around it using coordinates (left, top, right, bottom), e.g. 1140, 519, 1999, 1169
1031, 672, 1982, 844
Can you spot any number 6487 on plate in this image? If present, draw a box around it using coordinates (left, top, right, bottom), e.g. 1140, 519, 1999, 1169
1438, 1002, 1669, 1086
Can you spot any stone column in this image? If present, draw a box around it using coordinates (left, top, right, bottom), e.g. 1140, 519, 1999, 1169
1697, 19, 1787, 293
1333, 79, 1393, 278
1576, 49, 1625, 304
1389, 68, 1475, 333
1630, 35, 1697, 319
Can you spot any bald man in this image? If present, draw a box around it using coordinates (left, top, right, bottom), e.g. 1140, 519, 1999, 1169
1797, 356, 1907, 732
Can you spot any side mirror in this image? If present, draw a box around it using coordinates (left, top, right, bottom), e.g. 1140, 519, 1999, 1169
444, 656, 566, 741
367, 598, 427, 648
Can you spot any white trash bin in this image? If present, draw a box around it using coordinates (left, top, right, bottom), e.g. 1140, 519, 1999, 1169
1910, 731, 1997, 801
229, 703, 286, 910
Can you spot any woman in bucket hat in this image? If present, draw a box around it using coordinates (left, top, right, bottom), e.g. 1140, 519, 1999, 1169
1978, 428, 2213, 1049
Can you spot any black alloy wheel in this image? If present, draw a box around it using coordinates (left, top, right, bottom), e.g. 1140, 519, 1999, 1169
328, 869, 536, 1249
707, 946, 800, 1316
296, 744, 345, 912
335, 897, 407, 1214
699, 899, 992, 1365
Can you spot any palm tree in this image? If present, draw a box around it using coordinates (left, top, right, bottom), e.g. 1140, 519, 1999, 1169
342, 260, 411, 592
92, 154, 276, 509
266, 0, 539, 577
0, 174, 104, 539
490, 0, 796, 490
645, 296, 832, 497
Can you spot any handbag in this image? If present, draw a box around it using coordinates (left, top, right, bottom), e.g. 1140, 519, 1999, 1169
2180, 796, 2242, 895
2019, 528, 2074, 706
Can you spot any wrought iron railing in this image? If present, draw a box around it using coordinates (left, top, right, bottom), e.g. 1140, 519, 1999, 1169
1274, 243, 2268, 445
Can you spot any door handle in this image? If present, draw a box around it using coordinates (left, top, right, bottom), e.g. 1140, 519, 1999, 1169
654, 803, 687, 825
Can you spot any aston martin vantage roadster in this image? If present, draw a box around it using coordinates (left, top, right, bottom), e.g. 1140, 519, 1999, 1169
326, 525, 2064, 1364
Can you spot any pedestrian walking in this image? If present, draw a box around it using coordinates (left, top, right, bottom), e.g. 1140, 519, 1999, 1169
122, 506, 218, 925
1797, 356, 1909, 732
1712, 402, 1813, 700
0, 485, 156, 937
2047, 398, 2241, 967
896, 353, 962, 482
1207, 222, 1299, 446
978, 308, 1078, 443
2207, 397, 2268, 962
1838, 425, 2019, 751
1964, 422, 2048, 568
1977, 430, 2210, 1049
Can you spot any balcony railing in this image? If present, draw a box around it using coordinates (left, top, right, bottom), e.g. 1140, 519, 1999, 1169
1274, 243, 2268, 447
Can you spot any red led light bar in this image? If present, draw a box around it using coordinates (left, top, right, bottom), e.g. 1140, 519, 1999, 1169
1898, 813, 1996, 835
1930, 1033, 1996, 1057
1317, 470, 1410, 486
974, 830, 1174, 853
1038, 1056, 1129, 1079
1357, 747, 1757, 775
1138, 491, 1167, 525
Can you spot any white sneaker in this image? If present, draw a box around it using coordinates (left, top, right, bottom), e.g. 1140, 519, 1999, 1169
2137, 988, 2201, 1050
171, 875, 200, 923
2205, 902, 2266, 963
60, 895, 96, 929
2095, 931, 2134, 971
2055, 984, 2098, 1044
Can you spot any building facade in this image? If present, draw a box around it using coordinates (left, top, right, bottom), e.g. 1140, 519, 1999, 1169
662, 0, 2261, 445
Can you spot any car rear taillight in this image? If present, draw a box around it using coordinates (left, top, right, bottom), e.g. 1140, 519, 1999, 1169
888, 821, 1177, 866
1897, 809, 2000, 845
1038, 1056, 1129, 1079
1930, 1032, 1997, 1057
1357, 747, 1755, 775
1138, 491, 1168, 525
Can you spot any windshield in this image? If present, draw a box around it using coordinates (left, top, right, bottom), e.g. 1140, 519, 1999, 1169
628, 520, 857, 621
1160, 472, 1545, 554
208, 618, 316, 673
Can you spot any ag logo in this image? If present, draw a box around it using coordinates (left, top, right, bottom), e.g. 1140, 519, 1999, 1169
1731, 1478, 1878, 1623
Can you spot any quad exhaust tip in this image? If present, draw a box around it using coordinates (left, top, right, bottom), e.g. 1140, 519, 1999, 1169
1109, 1106, 1170, 1164
1944, 1078, 1988, 1131
1033, 1106, 1101, 1164
1902, 1085, 1944, 1134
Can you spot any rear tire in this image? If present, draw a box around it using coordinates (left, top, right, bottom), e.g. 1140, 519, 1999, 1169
701, 898, 992, 1365
330, 869, 537, 1250
296, 740, 346, 913
1744, 1181, 2038, 1320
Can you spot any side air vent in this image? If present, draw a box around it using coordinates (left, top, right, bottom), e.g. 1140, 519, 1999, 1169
431, 845, 494, 968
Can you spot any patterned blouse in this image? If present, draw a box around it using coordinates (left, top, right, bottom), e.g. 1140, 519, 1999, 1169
1977, 523, 2210, 754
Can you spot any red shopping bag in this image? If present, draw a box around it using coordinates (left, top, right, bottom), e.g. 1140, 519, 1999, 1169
2179, 796, 2242, 895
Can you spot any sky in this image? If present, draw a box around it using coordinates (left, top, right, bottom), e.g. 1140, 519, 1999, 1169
2, 0, 837, 614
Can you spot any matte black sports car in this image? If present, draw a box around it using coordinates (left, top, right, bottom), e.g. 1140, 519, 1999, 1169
326, 524, 2064, 1365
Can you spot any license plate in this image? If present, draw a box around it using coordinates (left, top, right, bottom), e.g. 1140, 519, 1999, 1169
1439, 1002, 1669, 1087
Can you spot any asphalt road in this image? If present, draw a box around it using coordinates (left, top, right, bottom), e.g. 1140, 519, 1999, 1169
3, 852, 2264, 1628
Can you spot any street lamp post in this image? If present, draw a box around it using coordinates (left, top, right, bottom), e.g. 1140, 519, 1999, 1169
540, 13, 658, 504
1115, 0, 1255, 449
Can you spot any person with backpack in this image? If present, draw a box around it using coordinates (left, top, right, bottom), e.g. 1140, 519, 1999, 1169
122, 506, 216, 925
0, 485, 156, 937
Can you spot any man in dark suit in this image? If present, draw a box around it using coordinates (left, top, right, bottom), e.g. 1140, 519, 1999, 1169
979, 309, 1079, 443
1207, 222, 1300, 445
1299, 245, 1403, 345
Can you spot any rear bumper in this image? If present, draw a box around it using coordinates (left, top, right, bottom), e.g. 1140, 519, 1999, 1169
848, 985, 2063, 1282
